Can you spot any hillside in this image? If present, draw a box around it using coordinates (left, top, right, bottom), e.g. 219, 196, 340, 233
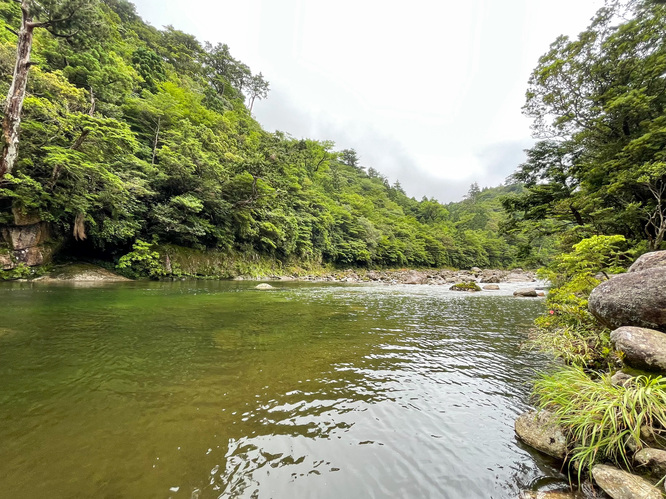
0, 0, 545, 276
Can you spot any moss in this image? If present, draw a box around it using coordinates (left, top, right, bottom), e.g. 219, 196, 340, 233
450, 282, 481, 292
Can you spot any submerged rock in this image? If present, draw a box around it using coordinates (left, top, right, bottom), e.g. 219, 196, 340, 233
634, 448, 666, 477
515, 410, 567, 459
255, 283, 274, 290
588, 268, 666, 333
628, 251, 666, 273
610, 326, 666, 373
514, 288, 538, 297
591, 464, 661, 499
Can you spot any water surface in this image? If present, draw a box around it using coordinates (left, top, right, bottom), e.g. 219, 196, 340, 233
0, 281, 563, 498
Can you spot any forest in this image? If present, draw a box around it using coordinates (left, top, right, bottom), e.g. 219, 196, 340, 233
0, 0, 664, 278
0, 0, 556, 277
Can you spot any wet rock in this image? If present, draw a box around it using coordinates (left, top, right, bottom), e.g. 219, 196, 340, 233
628, 251, 666, 273
519, 491, 586, 499
634, 448, 666, 477
483, 284, 500, 290
610, 326, 666, 372
514, 288, 538, 297
450, 282, 481, 292
591, 464, 661, 499
515, 410, 567, 459
588, 269, 666, 333
255, 283, 274, 290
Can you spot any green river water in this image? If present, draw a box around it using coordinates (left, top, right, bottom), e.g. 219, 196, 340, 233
0, 280, 564, 498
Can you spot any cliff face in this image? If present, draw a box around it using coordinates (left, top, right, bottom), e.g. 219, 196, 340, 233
0, 207, 55, 269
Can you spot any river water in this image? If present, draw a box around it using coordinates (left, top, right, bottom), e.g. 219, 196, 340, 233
0, 280, 566, 498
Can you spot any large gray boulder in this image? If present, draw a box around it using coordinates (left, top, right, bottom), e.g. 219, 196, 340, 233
634, 448, 666, 477
514, 288, 538, 297
588, 268, 666, 333
611, 326, 666, 372
629, 251, 666, 273
591, 464, 661, 499
515, 410, 567, 459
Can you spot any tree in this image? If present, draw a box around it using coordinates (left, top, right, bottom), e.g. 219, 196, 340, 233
247, 72, 269, 112
1, 0, 98, 179
506, 0, 666, 250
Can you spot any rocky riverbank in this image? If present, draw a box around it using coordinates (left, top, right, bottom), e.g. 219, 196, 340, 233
515, 250, 666, 499
241, 267, 538, 286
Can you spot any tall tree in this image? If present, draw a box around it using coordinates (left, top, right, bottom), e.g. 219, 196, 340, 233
1, 0, 98, 179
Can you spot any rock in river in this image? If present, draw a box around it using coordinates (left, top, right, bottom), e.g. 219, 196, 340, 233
255, 283, 274, 290
514, 288, 538, 297
610, 326, 666, 373
515, 410, 567, 459
588, 268, 666, 332
591, 464, 662, 499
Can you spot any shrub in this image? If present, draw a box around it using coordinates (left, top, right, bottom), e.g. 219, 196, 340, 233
533, 366, 666, 478
116, 240, 165, 279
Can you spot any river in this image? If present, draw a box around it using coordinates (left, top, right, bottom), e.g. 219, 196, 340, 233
0, 280, 565, 498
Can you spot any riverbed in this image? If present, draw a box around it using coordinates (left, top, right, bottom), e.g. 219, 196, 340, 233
0, 280, 563, 498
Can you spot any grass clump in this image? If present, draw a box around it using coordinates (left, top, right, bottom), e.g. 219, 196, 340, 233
533, 366, 666, 478
450, 282, 481, 292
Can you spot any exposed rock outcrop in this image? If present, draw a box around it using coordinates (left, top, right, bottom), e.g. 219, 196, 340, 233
515, 410, 568, 459
610, 326, 666, 373
591, 464, 661, 499
588, 268, 666, 333
35, 264, 129, 282
1, 220, 54, 269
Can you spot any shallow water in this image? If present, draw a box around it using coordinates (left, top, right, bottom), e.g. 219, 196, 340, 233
0, 280, 564, 498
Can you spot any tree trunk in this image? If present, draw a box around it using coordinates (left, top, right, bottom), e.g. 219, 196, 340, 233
1, 2, 35, 179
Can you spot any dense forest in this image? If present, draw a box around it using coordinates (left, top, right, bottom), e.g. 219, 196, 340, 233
1, 0, 664, 278
0, 0, 553, 274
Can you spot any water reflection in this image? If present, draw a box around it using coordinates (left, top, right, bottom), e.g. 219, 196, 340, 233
0, 281, 565, 498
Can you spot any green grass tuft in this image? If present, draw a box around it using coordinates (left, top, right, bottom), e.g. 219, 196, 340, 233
533, 366, 666, 480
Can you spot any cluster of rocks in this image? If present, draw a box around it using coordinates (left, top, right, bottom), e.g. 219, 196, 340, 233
261, 267, 538, 286
516, 251, 666, 499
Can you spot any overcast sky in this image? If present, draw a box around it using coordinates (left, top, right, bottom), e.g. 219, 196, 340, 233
131, 0, 604, 202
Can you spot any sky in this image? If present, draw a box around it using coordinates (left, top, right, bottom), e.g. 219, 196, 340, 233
131, 0, 605, 202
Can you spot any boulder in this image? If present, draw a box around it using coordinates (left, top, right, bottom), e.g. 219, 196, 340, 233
2, 223, 49, 251
514, 410, 568, 459
634, 448, 666, 477
450, 282, 481, 292
404, 271, 428, 285
483, 284, 500, 290
255, 283, 274, 290
591, 464, 661, 499
514, 288, 538, 297
628, 251, 666, 273
610, 326, 666, 372
588, 268, 666, 333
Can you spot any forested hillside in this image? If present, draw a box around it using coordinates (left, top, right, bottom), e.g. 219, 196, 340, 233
0, 0, 543, 274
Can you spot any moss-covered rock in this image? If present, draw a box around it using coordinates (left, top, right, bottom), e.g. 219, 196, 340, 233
449, 282, 481, 292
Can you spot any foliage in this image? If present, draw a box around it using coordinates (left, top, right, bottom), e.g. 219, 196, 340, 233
0, 0, 548, 271
533, 366, 666, 478
504, 0, 666, 252
116, 239, 164, 278
527, 236, 630, 368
